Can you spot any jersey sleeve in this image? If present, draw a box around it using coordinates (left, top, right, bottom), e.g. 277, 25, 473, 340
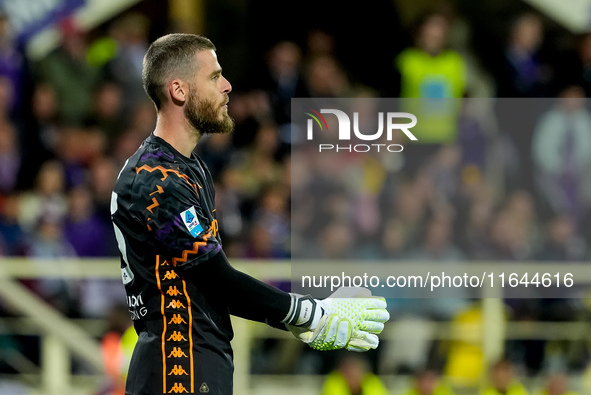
130, 167, 221, 267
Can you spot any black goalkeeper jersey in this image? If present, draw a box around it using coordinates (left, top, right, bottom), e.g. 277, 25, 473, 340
111, 134, 233, 395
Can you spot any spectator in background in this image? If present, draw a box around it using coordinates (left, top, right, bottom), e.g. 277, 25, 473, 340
0, 99, 20, 194
395, 10, 466, 99
97, 305, 129, 395
261, 41, 307, 126
378, 218, 408, 259
213, 168, 245, 255
320, 355, 389, 395
306, 29, 336, 58
538, 374, 579, 395
18, 160, 67, 232
126, 101, 157, 137
385, 179, 430, 250
406, 215, 463, 262
317, 219, 356, 260
55, 125, 107, 187
457, 100, 490, 175
537, 215, 586, 262
242, 223, 276, 259
25, 218, 71, 259
395, 11, 466, 173
532, 215, 586, 371
531, 86, 591, 223
424, 145, 461, 202
196, 133, 235, 181
97, 305, 137, 395
223, 90, 270, 149
248, 183, 290, 258
64, 185, 112, 257
493, 13, 550, 193
482, 210, 524, 261
87, 82, 126, 146
88, 156, 119, 229
25, 215, 78, 316
402, 370, 456, 395
444, 302, 486, 388
478, 191, 539, 261
0, 12, 24, 115
305, 55, 352, 97
481, 359, 529, 395
234, 124, 283, 199
350, 154, 387, 243
102, 13, 151, 115
111, 101, 156, 167
569, 33, 591, 97
479, 190, 537, 262
405, 214, 468, 319
37, 18, 100, 125
458, 185, 496, 260
504, 190, 539, 252
554, 32, 591, 96
0, 194, 26, 255
496, 13, 550, 97
19, 83, 60, 189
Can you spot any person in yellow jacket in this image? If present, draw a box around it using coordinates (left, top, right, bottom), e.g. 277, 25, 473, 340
402, 370, 456, 395
444, 302, 486, 388
396, 11, 466, 100
395, 10, 466, 147
320, 355, 389, 395
481, 360, 529, 395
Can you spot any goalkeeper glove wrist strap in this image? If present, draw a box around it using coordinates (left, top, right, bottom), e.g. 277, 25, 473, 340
282, 294, 325, 330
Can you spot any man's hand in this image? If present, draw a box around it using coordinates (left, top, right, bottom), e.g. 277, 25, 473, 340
283, 287, 390, 352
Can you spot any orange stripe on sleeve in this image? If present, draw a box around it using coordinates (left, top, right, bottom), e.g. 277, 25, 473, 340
136, 165, 200, 192
171, 231, 212, 266
147, 197, 160, 213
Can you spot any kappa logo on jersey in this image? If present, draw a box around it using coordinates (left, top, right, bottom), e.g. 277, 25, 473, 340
166, 299, 186, 309
180, 206, 203, 237
166, 286, 182, 296
168, 382, 189, 393
168, 314, 187, 325
167, 331, 188, 342
162, 270, 180, 280
168, 365, 188, 376
168, 347, 188, 358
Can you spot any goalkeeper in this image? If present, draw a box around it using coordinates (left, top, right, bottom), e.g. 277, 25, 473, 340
111, 33, 389, 395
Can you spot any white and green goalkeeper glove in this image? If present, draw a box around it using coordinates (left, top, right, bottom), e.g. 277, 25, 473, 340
282, 287, 389, 352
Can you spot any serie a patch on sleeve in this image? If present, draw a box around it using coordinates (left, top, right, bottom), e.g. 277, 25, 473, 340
180, 206, 203, 237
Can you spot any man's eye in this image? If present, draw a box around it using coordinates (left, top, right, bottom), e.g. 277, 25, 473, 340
212, 75, 220, 81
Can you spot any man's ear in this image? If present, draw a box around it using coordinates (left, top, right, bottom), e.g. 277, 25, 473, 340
169, 79, 187, 105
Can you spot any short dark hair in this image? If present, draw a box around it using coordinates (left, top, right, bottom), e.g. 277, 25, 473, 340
142, 33, 216, 110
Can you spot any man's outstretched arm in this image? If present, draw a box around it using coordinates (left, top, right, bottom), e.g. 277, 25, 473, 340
185, 250, 390, 351
185, 249, 292, 329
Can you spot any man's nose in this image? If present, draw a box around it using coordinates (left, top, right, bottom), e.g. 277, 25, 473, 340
221, 76, 232, 94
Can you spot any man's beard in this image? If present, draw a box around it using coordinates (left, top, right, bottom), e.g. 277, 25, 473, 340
185, 90, 234, 135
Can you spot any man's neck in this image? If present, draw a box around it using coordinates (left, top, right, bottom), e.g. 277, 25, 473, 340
153, 113, 201, 158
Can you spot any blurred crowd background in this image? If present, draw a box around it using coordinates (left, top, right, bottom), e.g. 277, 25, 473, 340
1, 0, 591, 393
